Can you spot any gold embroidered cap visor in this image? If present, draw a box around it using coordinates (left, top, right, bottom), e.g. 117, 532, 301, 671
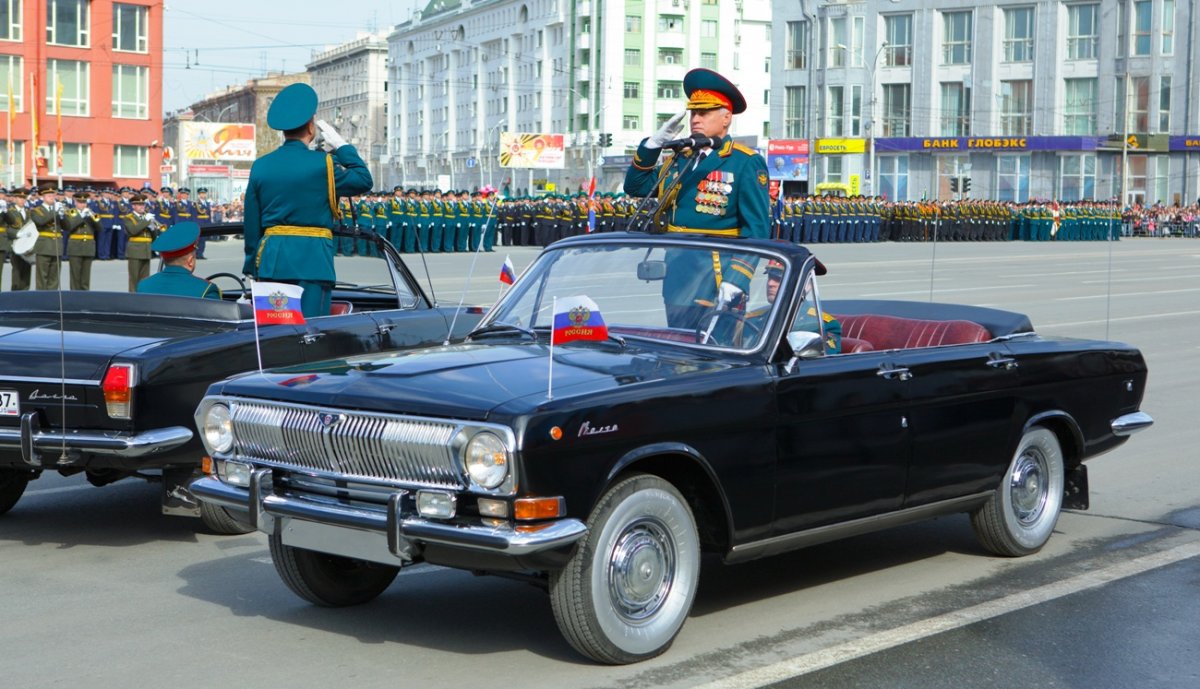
683, 68, 747, 114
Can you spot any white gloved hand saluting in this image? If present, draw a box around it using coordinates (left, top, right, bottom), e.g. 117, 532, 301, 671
315, 119, 348, 152
717, 282, 745, 309
645, 111, 687, 150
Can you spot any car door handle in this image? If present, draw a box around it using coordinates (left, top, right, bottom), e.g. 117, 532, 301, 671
986, 354, 1018, 370
300, 332, 326, 345
876, 365, 913, 381
377, 322, 396, 335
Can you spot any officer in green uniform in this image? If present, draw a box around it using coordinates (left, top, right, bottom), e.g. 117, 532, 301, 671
242, 83, 372, 317
62, 191, 99, 290
29, 185, 65, 290
137, 221, 221, 299
121, 194, 157, 292
623, 68, 770, 329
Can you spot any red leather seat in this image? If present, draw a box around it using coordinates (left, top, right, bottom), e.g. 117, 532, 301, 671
840, 336, 875, 353
329, 301, 353, 316
838, 314, 991, 350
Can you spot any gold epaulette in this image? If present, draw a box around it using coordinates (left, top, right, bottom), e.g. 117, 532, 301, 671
732, 142, 756, 156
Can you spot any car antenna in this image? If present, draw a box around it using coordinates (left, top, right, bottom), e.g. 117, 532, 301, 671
928, 202, 940, 301
443, 194, 503, 345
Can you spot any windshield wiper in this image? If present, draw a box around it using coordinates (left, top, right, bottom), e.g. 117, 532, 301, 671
467, 322, 539, 341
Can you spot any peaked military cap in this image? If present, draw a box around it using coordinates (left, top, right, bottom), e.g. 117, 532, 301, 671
152, 221, 201, 259
683, 68, 747, 114
267, 82, 318, 131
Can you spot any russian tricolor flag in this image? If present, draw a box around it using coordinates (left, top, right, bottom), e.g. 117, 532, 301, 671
251, 281, 306, 325
499, 255, 517, 285
551, 295, 607, 344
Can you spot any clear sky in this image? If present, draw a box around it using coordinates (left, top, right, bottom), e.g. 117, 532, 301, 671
163, 0, 424, 112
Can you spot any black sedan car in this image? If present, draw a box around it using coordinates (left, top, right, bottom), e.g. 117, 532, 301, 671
0, 231, 483, 531
190, 232, 1152, 663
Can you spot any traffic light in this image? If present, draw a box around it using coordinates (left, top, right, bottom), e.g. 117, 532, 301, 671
962, 178, 971, 193
949, 177, 959, 192
598, 132, 612, 148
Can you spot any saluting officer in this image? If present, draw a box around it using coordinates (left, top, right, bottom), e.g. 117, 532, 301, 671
242, 82, 372, 317
62, 191, 99, 290
137, 221, 221, 299
122, 194, 158, 292
28, 185, 65, 290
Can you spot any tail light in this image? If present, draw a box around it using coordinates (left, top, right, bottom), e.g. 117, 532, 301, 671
101, 363, 135, 419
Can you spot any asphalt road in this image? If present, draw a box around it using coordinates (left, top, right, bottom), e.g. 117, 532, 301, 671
1, 237, 1197, 688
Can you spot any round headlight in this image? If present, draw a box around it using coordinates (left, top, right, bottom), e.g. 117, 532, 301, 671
203, 404, 234, 454
464, 431, 510, 489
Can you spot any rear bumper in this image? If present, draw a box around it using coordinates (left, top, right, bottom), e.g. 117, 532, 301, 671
0, 412, 193, 466
1111, 411, 1154, 437
190, 472, 588, 569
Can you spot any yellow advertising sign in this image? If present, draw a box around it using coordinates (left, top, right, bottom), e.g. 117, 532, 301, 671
815, 138, 867, 154
849, 174, 861, 196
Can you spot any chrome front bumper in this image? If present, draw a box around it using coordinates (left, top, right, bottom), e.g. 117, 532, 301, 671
1111, 411, 1154, 437
0, 412, 193, 466
190, 471, 588, 567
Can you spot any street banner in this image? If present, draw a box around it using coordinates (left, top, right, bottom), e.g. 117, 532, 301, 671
499, 132, 565, 169
182, 122, 256, 162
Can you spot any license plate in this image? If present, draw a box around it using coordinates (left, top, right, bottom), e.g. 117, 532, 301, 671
0, 389, 18, 417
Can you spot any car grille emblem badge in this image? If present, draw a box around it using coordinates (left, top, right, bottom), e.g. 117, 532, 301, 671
319, 412, 344, 428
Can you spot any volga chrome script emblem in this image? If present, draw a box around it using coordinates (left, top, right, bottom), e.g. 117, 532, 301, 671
319, 412, 344, 428
29, 389, 79, 402
578, 420, 618, 437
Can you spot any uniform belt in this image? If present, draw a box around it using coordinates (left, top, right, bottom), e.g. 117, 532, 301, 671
128, 236, 153, 243
70, 234, 94, 240
38, 231, 61, 238
265, 225, 333, 240
666, 225, 741, 237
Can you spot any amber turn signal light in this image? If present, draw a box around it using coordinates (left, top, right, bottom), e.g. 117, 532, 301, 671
513, 496, 566, 521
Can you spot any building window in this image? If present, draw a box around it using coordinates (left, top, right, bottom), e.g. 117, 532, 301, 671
1066, 4, 1098, 59
827, 86, 844, 136
879, 155, 909, 201
1162, 0, 1174, 55
939, 82, 970, 136
658, 48, 683, 65
112, 64, 147, 119
1153, 156, 1169, 204
623, 115, 639, 130
0, 0, 21, 41
50, 142, 89, 176
112, 3, 147, 53
623, 81, 639, 99
941, 11, 972, 65
884, 14, 912, 66
1059, 154, 1096, 202
937, 156, 970, 199
113, 144, 147, 177
849, 16, 865, 67
997, 155, 1030, 202
1063, 78, 1097, 135
824, 155, 843, 183
658, 15, 682, 33
849, 85, 862, 136
656, 81, 682, 100
882, 84, 911, 137
1158, 76, 1171, 133
624, 49, 640, 66
1003, 7, 1034, 62
46, 0, 88, 47
0, 54, 21, 111
1132, 1, 1151, 56
2, 140, 24, 180
701, 52, 717, 70
46, 59, 89, 116
1126, 76, 1150, 132
785, 86, 806, 138
829, 17, 847, 68
625, 15, 641, 33
786, 21, 807, 69
701, 20, 717, 38
999, 80, 1032, 136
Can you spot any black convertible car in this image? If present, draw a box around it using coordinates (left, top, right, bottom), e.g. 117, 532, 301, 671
190, 232, 1152, 663
0, 230, 483, 531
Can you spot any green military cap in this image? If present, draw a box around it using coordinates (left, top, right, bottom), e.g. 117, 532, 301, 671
683, 68, 747, 114
267, 82, 318, 131
151, 221, 201, 259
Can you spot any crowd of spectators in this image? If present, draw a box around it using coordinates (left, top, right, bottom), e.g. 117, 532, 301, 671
1121, 203, 1200, 237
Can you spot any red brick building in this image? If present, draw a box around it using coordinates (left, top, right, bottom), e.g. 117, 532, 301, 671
0, 0, 162, 189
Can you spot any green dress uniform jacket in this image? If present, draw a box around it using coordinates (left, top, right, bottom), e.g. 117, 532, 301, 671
242, 140, 372, 280
123, 211, 156, 292
28, 203, 63, 290
62, 209, 98, 291
137, 264, 221, 299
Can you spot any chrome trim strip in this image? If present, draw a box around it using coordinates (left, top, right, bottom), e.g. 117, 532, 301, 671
726, 492, 992, 564
0, 425, 193, 459
1111, 411, 1154, 437
0, 375, 100, 386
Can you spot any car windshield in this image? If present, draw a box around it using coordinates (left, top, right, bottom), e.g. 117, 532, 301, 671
484, 242, 784, 351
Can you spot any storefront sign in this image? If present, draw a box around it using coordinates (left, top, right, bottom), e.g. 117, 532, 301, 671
767, 139, 810, 181
182, 122, 257, 162
815, 138, 866, 154
875, 136, 1103, 153
188, 164, 230, 176
1169, 136, 1200, 151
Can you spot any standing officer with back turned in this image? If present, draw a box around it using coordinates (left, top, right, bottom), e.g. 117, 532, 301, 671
242, 82, 372, 317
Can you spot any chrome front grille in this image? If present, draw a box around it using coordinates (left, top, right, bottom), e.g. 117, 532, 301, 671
230, 401, 464, 489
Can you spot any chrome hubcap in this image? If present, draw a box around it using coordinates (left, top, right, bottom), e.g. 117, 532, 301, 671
608, 518, 675, 622
1010, 447, 1048, 525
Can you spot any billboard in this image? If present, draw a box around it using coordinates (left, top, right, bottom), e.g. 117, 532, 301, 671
182, 122, 257, 162
767, 139, 809, 181
499, 132, 565, 169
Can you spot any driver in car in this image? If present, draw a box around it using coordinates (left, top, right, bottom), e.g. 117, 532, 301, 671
744, 260, 841, 354
137, 221, 221, 300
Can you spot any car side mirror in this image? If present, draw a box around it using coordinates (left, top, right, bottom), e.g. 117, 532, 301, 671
636, 260, 667, 281
787, 331, 824, 360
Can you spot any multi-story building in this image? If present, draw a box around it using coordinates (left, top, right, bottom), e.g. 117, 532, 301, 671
0, 0, 163, 189
385, 0, 772, 193
307, 32, 389, 187
773, 0, 1200, 204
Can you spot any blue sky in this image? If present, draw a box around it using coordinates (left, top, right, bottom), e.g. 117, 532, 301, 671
163, 0, 423, 112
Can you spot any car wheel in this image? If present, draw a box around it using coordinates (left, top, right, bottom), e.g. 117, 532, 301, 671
550, 473, 700, 664
971, 427, 1065, 556
198, 500, 254, 535
268, 532, 399, 607
0, 469, 30, 515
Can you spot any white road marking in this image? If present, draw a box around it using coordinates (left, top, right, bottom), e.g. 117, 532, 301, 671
695, 540, 1200, 689
1042, 308, 1200, 328
860, 284, 1034, 298
1056, 287, 1200, 301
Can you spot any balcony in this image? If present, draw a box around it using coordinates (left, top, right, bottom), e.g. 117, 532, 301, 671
577, 33, 591, 50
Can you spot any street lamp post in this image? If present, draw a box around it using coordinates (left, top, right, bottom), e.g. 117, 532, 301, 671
866, 41, 888, 197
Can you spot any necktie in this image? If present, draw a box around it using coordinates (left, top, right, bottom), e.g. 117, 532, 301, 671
692, 150, 709, 172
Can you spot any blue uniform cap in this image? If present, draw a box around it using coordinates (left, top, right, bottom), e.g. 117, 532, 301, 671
268, 83, 318, 131
151, 221, 201, 258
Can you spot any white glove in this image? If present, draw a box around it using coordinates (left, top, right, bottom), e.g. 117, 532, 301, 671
143, 212, 155, 222
718, 282, 744, 308
646, 111, 687, 149
315, 119, 348, 152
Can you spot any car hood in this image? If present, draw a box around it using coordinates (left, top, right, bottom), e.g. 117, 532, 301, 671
214, 341, 741, 420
